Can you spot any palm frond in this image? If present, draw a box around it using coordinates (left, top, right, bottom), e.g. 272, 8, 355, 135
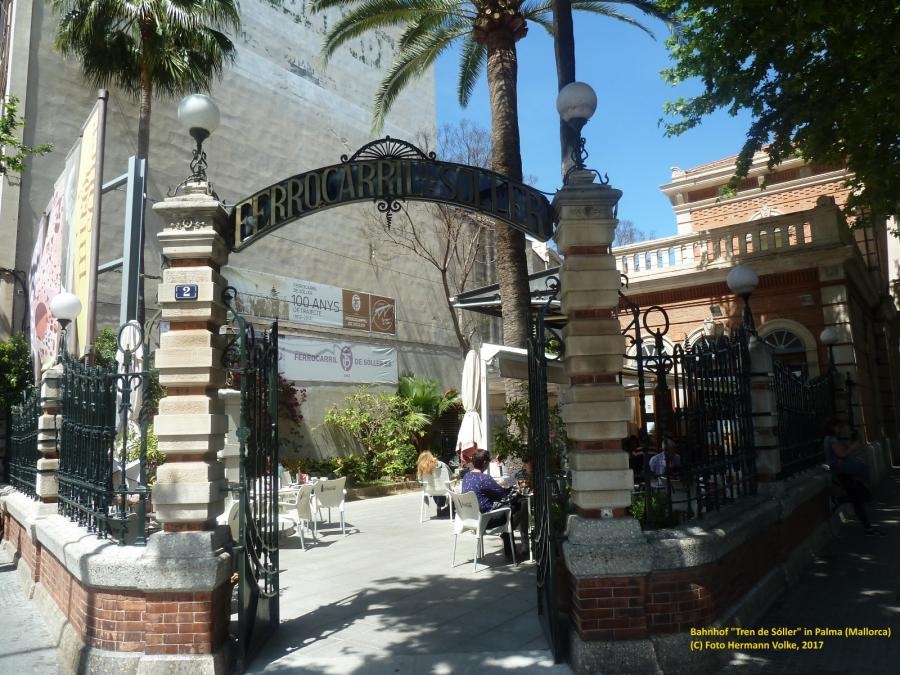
456, 35, 485, 107
372, 24, 467, 131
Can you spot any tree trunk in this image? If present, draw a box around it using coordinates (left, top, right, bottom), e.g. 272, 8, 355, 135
135, 69, 152, 330
552, 0, 579, 179
485, 35, 530, 350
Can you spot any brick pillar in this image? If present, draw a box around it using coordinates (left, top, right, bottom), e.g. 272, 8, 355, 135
35, 364, 62, 503
748, 335, 780, 479
152, 182, 229, 531
554, 171, 631, 516
554, 172, 656, 673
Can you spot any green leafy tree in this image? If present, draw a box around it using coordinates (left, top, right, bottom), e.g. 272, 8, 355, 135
324, 388, 430, 478
659, 0, 900, 219
50, 0, 241, 327
311, 0, 662, 350
0, 332, 34, 414
0, 97, 52, 178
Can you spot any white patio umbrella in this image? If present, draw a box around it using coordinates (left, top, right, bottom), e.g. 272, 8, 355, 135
456, 349, 484, 460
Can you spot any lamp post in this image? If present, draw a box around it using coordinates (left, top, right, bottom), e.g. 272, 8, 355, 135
556, 81, 597, 181
819, 326, 839, 371
177, 94, 220, 183
726, 264, 759, 331
49, 291, 82, 357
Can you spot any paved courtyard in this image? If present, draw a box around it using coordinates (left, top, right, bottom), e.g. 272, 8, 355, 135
246, 489, 570, 674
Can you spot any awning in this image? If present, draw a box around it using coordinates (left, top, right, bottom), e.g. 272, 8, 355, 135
450, 266, 564, 323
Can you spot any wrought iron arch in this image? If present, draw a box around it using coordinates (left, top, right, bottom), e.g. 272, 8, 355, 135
228, 137, 554, 251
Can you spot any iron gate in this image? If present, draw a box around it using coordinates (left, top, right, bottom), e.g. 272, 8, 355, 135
223, 287, 280, 671
527, 275, 568, 662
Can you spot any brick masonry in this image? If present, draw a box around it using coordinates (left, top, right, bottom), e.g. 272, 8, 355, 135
568, 489, 826, 643
2, 510, 231, 657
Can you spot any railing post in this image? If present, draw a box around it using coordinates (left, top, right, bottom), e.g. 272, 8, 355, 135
747, 335, 780, 480
35, 364, 63, 504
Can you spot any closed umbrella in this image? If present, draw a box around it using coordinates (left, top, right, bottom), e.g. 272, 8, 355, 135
456, 349, 484, 466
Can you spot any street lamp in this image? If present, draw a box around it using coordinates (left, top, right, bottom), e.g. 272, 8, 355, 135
819, 326, 839, 370
49, 291, 82, 356
726, 264, 759, 331
556, 81, 597, 179
177, 94, 220, 182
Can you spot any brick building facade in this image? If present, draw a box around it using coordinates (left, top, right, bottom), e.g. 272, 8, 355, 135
616, 151, 900, 450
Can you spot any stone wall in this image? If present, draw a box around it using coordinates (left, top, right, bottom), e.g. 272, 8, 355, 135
564, 473, 834, 673
1, 491, 232, 674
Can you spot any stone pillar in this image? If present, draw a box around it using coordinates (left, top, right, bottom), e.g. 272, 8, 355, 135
35, 364, 63, 503
152, 183, 229, 531
554, 171, 631, 516
554, 172, 657, 672
748, 336, 780, 479
217, 388, 241, 520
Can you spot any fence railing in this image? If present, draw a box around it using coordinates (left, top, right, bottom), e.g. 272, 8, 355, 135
57, 324, 152, 545
8, 386, 41, 499
620, 295, 757, 527
773, 362, 834, 477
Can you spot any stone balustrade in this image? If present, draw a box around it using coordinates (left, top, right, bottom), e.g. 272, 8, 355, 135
614, 202, 848, 283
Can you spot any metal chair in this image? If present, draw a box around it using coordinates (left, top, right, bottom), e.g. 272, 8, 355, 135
449, 491, 516, 572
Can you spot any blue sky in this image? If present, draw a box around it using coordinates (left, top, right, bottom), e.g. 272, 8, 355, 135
435, 12, 752, 239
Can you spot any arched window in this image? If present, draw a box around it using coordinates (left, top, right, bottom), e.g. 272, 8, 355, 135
763, 328, 808, 377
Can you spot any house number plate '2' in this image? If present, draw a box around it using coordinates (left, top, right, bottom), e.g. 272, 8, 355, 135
175, 284, 199, 301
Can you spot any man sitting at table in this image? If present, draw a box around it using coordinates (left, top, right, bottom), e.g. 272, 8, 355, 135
461, 449, 528, 560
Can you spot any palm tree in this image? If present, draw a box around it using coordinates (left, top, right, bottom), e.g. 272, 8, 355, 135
311, 0, 663, 348
50, 0, 241, 329
51, 0, 240, 161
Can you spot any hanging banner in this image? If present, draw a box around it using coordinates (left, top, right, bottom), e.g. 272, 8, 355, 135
28, 142, 81, 376
225, 266, 396, 334
70, 98, 105, 357
279, 335, 398, 384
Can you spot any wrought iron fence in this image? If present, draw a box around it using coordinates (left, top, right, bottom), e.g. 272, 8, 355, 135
773, 362, 834, 477
8, 386, 40, 498
57, 324, 151, 545
620, 294, 756, 528
527, 274, 570, 663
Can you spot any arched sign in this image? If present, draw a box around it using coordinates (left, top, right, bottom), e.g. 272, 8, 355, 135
227, 137, 554, 251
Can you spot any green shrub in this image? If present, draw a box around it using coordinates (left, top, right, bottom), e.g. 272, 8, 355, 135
323, 387, 428, 480
0, 332, 34, 413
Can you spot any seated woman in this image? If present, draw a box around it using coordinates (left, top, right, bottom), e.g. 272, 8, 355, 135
461, 449, 528, 559
417, 450, 451, 518
823, 421, 882, 535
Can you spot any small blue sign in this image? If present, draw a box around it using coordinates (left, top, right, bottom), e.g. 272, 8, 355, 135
175, 284, 199, 301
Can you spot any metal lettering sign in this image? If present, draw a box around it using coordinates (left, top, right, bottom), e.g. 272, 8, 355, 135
175, 284, 199, 301
228, 137, 554, 252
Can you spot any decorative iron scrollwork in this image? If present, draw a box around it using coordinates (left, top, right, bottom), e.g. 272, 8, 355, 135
341, 135, 436, 163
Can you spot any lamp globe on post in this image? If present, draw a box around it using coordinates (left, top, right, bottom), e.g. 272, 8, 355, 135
177, 94, 221, 182
49, 291, 82, 356
820, 326, 839, 371
556, 81, 597, 177
726, 264, 759, 331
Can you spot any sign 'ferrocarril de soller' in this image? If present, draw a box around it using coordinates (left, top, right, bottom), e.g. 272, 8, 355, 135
227, 137, 554, 251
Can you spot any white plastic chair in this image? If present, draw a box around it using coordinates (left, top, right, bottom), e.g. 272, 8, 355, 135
226, 500, 240, 543
315, 476, 347, 536
278, 484, 317, 549
420, 462, 454, 523
449, 491, 516, 572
